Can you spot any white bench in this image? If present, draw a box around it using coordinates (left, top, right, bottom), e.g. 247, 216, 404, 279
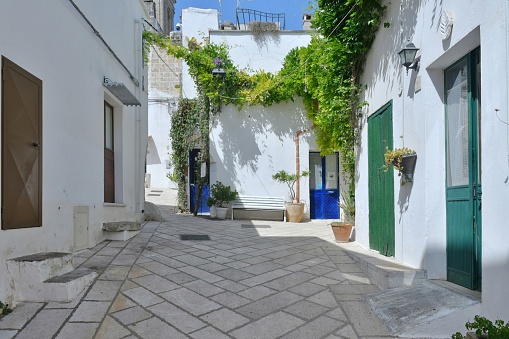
232, 195, 286, 221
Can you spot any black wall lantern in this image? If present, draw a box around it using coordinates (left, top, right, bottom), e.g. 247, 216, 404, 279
212, 68, 226, 78
212, 57, 226, 79
398, 43, 419, 70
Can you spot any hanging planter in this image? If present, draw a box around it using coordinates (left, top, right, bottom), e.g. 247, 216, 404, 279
383, 147, 417, 183
398, 153, 417, 182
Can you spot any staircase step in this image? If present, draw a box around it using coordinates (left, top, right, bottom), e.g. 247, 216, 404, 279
45, 268, 95, 283
7, 253, 98, 302
103, 221, 142, 241
336, 242, 427, 289
102, 221, 141, 231
7, 252, 74, 283
39, 269, 98, 302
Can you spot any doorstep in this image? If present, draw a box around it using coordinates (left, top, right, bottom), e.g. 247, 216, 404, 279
335, 242, 427, 290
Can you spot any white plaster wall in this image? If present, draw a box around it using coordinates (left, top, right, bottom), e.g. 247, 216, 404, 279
210, 100, 314, 216
208, 26, 314, 216
210, 30, 312, 74
147, 91, 178, 189
0, 0, 148, 303
359, 0, 509, 319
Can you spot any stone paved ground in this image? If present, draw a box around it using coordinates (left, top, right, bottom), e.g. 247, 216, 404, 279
0, 212, 404, 338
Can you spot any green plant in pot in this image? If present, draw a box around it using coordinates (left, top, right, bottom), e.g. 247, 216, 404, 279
331, 190, 355, 242
206, 197, 217, 219
272, 169, 309, 222
339, 191, 355, 224
210, 181, 238, 219
383, 146, 417, 183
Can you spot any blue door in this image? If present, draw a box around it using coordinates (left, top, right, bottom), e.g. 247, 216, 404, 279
189, 149, 209, 214
309, 153, 339, 219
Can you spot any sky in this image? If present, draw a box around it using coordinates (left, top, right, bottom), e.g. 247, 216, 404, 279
174, 0, 317, 31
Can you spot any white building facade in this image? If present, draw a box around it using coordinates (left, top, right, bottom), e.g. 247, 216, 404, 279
357, 0, 509, 320
0, 0, 148, 304
180, 8, 342, 220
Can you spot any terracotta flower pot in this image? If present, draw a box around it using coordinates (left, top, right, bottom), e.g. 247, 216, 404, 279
285, 202, 304, 222
331, 222, 353, 242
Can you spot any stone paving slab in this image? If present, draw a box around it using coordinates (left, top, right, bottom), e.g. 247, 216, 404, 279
0, 206, 468, 339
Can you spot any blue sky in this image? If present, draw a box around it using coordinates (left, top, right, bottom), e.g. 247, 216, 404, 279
174, 0, 316, 30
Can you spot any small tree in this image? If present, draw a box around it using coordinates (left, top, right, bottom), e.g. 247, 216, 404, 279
272, 170, 310, 203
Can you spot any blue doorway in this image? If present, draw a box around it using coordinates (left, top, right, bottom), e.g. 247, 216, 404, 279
309, 153, 339, 219
189, 149, 209, 214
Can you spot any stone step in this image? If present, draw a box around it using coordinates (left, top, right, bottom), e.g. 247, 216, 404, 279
6, 252, 74, 283
6, 253, 98, 302
40, 269, 97, 302
336, 242, 427, 289
102, 221, 142, 241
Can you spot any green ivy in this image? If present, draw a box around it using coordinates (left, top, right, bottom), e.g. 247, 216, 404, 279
452, 315, 509, 339
170, 98, 202, 212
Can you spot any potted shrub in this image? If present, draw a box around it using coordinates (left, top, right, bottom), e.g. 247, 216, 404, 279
207, 197, 217, 219
383, 147, 417, 183
331, 190, 355, 242
272, 169, 309, 222
210, 181, 238, 219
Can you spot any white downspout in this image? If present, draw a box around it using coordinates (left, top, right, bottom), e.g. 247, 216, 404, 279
134, 19, 144, 217
506, 1, 509, 176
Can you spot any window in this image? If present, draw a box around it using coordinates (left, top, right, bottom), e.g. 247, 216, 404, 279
104, 102, 115, 202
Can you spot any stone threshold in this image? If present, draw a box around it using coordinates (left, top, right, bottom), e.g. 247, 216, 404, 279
335, 242, 427, 290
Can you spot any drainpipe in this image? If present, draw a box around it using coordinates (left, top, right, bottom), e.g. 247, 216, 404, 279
295, 131, 303, 203
506, 0, 509, 176
294, 126, 314, 204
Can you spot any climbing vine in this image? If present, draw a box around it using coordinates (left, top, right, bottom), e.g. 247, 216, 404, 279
144, 0, 386, 199
170, 98, 204, 212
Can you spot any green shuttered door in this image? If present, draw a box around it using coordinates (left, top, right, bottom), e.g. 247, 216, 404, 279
368, 101, 395, 256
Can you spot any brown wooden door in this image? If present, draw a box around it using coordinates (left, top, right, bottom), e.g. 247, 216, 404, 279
104, 102, 114, 203
1, 57, 42, 229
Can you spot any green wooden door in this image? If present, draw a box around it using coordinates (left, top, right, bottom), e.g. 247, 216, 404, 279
445, 48, 482, 290
368, 101, 395, 256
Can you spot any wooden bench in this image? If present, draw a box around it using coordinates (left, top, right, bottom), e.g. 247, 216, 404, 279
232, 195, 286, 221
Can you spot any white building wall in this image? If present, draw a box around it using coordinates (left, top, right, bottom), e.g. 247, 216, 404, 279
0, 0, 148, 303
358, 0, 509, 319
146, 43, 181, 189
209, 30, 314, 216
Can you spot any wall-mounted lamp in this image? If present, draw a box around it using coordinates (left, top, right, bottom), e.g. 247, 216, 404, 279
212, 57, 226, 79
398, 43, 419, 70
212, 68, 226, 79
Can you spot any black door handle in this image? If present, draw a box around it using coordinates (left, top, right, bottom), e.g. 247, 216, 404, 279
32, 142, 39, 148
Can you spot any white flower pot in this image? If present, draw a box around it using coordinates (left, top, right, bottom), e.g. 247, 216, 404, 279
216, 207, 228, 220
209, 206, 217, 219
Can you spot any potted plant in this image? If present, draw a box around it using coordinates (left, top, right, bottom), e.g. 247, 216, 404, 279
210, 181, 238, 219
272, 169, 309, 222
383, 147, 417, 183
207, 197, 217, 219
331, 190, 355, 242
